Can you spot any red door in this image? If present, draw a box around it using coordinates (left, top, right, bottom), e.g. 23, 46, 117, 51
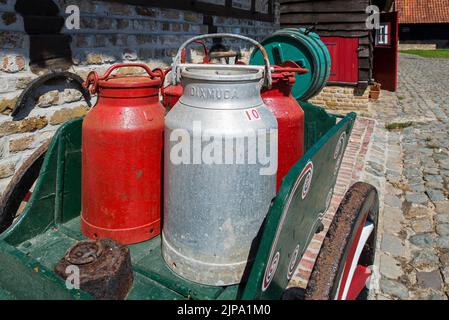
321, 37, 359, 84
373, 11, 398, 92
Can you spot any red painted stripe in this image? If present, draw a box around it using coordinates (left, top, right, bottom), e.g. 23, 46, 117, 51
23, 191, 32, 202
346, 265, 372, 300
337, 211, 369, 300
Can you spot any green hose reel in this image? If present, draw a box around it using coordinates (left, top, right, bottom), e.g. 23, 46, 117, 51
250, 28, 331, 101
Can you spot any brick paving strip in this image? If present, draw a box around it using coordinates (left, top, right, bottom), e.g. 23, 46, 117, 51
290, 54, 449, 300
289, 116, 376, 289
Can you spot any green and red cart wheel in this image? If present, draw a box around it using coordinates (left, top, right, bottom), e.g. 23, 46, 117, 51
305, 182, 379, 300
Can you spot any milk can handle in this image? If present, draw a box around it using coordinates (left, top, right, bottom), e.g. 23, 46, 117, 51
83, 63, 164, 94
180, 40, 210, 64
172, 33, 272, 87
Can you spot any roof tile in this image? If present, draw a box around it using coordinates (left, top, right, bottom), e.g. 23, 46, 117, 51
397, 0, 449, 24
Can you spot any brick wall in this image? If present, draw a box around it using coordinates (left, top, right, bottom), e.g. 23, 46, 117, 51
0, 0, 280, 194
309, 85, 370, 114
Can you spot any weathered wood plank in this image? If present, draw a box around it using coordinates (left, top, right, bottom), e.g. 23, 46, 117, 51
358, 48, 370, 58
281, 12, 368, 24
359, 36, 371, 45
358, 58, 371, 69
280, 0, 369, 13
281, 22, 369, 31
280, 0, 318, 3
268, 0, 274, 15
280, 26, 370, 37
358, 68, 371, 82
98, 0, 274, 22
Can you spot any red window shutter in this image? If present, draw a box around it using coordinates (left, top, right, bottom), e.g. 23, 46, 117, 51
321, 37, 359, 84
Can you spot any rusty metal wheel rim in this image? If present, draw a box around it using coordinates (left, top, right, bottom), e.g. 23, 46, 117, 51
304, 182, 379, 301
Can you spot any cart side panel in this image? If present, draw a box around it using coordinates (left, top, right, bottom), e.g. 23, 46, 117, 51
1, 118, 83, 246
59, 119, 83, 224
242, 111, 356, 300
300, 101, 337, 153
0, 241, 90, 300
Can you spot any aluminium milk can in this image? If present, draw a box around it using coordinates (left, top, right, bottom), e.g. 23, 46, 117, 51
163, 34, 278, 286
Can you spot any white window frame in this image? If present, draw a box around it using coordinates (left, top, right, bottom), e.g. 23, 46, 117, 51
376, 22, 391, 46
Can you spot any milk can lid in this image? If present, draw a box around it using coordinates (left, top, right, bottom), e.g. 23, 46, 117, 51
98, 75, 162, 89
83, 63, 164, 94
180, 65, 264, 82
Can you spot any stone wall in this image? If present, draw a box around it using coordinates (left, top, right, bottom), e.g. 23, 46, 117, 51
0, 0, 280, 194
309, 85, 370, 114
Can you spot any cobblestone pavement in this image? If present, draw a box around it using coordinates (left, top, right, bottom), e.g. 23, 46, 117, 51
290, 53, 449, 300
369, 54, 449, 300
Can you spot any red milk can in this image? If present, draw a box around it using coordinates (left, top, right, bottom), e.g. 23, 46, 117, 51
262, 62, 308, 191
81, 63, 165, 245
162, 71, 183, 111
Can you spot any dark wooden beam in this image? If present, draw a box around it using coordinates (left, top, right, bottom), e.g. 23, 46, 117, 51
268, 0, 274, 15
280, 0, 369, 13
282, 22, 370, 31
327, 81, 358, 87
281, 12, 368, 24
280, 26, 370, 37
98, 0, 274, 22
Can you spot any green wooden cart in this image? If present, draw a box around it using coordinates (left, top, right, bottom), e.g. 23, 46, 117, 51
0, 100, 379, 300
